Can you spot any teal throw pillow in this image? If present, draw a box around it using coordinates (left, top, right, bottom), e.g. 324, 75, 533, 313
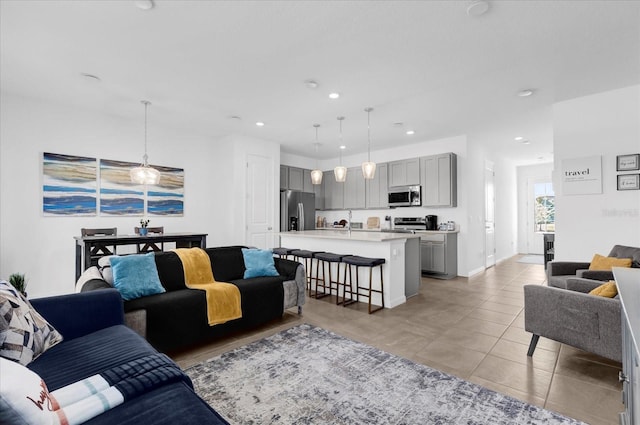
110, 253, 165, 301
242, 248, 280, 279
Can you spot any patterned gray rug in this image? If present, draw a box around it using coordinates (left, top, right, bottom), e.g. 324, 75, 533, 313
185, 324, 584, 425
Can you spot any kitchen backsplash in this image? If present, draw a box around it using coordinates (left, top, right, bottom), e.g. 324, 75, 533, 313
316, 208, 461, 230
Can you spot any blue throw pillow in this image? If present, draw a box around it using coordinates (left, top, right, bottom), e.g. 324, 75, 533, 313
110, 253, 165, 301
242, 248, 280, 279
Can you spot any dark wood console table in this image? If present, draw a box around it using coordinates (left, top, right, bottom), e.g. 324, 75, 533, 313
74, 233, 207, 281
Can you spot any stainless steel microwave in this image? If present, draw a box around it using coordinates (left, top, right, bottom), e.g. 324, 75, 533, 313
388, 185, 421, 207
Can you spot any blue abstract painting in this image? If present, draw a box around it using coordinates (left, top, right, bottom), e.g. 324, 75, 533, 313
148, 165, 184, 216
100, 159, 144, 216
43, 153, 97, 216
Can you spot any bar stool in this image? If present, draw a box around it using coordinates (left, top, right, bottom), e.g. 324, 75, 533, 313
290, 249, 324, 291
341, 255, 385, 314
313, 252, 346, 300
272, 247, 297, 260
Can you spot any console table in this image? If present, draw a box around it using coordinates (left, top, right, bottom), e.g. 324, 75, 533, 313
74, 233, 207, 281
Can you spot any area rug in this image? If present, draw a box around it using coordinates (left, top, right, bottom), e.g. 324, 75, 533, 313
185, 324, 584, 424
517, 255, 545, 265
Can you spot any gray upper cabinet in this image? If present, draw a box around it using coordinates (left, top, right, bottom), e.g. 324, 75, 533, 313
421, 153, 457, 207
388, 158, 420, 187
303, 169, 314, 193
323, 171, 345, 210
313, 179, 324, 210
288, 167, 304, 191
365, 163, 388, 209
279, 165, 288, 190
344, 167, 366, 209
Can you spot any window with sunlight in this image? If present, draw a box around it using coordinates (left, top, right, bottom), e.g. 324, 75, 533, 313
534, 182, 555, 232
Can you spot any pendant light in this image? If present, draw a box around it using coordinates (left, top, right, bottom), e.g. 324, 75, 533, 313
361, 107, 376, 179
310, 124, 323, 185
130, 100, 161, 185
334, 116, 347, 182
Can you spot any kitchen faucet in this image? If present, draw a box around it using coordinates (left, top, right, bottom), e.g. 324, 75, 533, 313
348, 210, 352, 234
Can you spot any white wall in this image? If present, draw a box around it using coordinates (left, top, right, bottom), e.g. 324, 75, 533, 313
0, 94, 276, 297
553, 85, 640, 260
516, 163, 554, 253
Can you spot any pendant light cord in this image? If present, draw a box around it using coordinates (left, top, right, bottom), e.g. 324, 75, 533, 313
142, 100, 151, 166
365, 107, 373, 162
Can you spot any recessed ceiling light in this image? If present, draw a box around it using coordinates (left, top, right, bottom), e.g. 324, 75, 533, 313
467, 1, 490, 17
304, 80, 319, 89
406, 130, 415, 135
393, 122, 404, 127
329, 92, 340, 99
517, 89, 534, 97
521, 139, 531, 145
256, 122, 265, 127
134, 0, 154, 10
80, 73, 101, 82
228, 115, 242, 121
514, 136, 524, 141
339, 145, 346, 150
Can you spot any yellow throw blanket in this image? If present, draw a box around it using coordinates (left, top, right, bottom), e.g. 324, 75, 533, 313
173, 248, 242, 326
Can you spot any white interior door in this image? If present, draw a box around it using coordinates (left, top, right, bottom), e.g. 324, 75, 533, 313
246, 154, 275, 249
485, 161, 496, 268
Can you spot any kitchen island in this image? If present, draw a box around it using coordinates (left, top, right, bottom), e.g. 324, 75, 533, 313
279, 230, 421, 308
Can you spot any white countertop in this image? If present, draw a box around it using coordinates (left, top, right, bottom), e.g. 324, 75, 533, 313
314, 227, 459, 234
280, 230, 421, 241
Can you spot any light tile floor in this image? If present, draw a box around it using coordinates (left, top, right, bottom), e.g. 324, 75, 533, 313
173, 256, 623, 425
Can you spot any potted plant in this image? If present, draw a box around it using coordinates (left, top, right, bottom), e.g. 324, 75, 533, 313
9, 273, 27, 297
139, 218, 150, 236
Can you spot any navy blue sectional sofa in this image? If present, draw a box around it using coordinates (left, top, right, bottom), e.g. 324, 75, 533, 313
28, 289, 229, 425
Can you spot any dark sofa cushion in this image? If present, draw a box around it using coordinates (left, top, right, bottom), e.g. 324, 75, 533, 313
125, 275, 285, 352
206, 246, 247, 281
28, 324, 158, 390
154, 251, 187, 292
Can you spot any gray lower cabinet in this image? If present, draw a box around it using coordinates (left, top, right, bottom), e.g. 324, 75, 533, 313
616, 268, 640, 425
344, 167, 366, 209
389, 158, 420, 187
366, 163, 388, 208
421, 153, 457, 207
420, 233, 457, 279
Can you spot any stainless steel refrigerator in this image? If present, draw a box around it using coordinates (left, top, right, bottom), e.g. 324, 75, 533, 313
280, 190, 315, 231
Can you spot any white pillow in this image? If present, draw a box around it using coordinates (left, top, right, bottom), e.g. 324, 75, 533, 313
0, 357, 56, 424
98, 256, 114, 285
75, 266, 104, 293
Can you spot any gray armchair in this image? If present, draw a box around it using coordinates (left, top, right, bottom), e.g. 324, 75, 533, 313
547, 244, 640, 288
524, 277, 621, 362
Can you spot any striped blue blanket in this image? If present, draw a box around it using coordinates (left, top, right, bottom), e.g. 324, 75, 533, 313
48, 354, 188, 425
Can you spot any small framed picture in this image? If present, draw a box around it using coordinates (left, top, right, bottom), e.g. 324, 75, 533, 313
617, 174, 640, 191
616, 154, 640, 171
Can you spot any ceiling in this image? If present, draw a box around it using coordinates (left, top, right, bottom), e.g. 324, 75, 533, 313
1, 1, 639, 165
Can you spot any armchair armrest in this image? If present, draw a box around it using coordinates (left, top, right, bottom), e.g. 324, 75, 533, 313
565, 278, 606, 293
30, 289, 124, 341
547, 261, 591, 276
524, 284, 621, 362
577, 270, 614, 281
